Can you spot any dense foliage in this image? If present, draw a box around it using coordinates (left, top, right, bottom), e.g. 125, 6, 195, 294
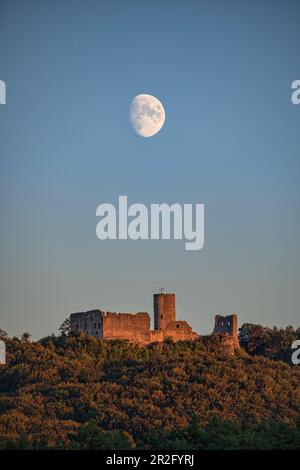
239, 323, 300, 363
0, 330, 299, 449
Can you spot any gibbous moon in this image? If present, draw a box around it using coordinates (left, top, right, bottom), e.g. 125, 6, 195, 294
130, 94, 166, 137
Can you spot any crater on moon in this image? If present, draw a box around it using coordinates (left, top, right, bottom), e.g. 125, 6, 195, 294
130, 94, 166, 137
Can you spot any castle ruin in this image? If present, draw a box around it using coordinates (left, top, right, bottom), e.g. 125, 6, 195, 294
70, 293, 239, 353
212, 314, 239, 355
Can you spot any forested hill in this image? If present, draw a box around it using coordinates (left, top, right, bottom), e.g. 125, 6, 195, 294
0, 327, 299, 450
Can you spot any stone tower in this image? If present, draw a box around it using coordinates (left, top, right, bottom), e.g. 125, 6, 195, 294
153, 293, 176, 330
213, 313, 239, 350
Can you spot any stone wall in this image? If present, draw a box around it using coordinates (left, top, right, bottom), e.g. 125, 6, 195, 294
162, 321, 199, 341
69, 296, 239, 354
70, 310, 104, 338
213, 314, 239, 353
149, 321, 199, 343
103, 312, 150, 344
219, 335, 237, 355
149, 329, 164, 343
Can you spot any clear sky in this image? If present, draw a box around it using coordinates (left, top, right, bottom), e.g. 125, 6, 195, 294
0, 0, 299, 339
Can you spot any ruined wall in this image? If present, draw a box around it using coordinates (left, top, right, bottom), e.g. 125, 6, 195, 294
150, 321, 199, 343
213, 314, 239, 352
69, 297, 239, 354
153, 293, 176, 330
103, 312, 150, 344
162, 321, 199, 341
219, 335, 237, 356
149, 329, 164, 343
70, 310, 104, 338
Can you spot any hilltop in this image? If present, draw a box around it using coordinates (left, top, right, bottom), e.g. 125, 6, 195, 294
0, 327, 299, 450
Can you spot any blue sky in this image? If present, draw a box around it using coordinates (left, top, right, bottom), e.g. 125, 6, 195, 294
0, 0, 299, 338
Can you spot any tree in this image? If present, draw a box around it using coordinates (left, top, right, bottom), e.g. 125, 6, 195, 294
0, 331, 299, 449
59, 318, 71, 336
74, 422, 134, 450
21, 332, 31, 342
239, 323, 300, 362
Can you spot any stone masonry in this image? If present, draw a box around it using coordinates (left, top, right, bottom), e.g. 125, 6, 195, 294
70, 293, 239, 352
213, 314, 239, 355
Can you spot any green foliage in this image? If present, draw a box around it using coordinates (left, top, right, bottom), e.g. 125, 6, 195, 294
21, 332, 31, 343
239, 323, 300, 363
0, 333, 299, 449
143, 415, 300, 450
72, 422, 134, 449
59, 318, 71, 336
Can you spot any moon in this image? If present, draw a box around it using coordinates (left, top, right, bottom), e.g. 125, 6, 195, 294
130, 94, 166, 137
